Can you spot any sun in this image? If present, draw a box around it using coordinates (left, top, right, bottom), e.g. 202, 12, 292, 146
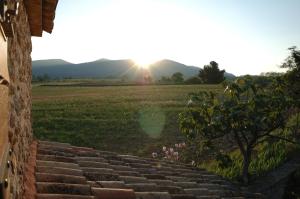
133, 56, 159, 69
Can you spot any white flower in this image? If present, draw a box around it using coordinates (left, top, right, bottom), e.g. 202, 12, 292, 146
162, 146, 167, 151
173, 151, 179, 156
181, 142, 186, 147
169, 148, 174, 153
152, 152, 158, 158
224, 86, 229, 93
191, 160, 195, 166
175, 144, 179, 148
187, 99, 193, 105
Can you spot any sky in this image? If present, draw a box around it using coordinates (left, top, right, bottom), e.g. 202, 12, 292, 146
31, 0, 300, 75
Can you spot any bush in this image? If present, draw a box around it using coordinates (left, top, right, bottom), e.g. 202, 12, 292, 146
179, 76, 296, 184
185, 76, 202, 84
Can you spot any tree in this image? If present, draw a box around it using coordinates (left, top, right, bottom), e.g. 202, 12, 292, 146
179, 77, 295, 184
144, 75, 153, 84
184, 76, 202, 84
34, 74, 51, 82
158, 76, 172, 84
171, 72, 184, 83
121, 75, 129, 82
199, 61, 225, 84
281, 46, 300, 107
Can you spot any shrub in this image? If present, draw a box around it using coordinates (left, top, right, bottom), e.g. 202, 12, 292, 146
179, 76, 296, 184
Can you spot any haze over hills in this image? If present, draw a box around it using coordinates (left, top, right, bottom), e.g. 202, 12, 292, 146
32, 59, 235, 80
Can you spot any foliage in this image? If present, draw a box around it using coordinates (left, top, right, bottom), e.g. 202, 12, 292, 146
203, 138, 299, 181
282, 46, 300, 70
32, 74, 51, 82
171, 72, 184, 83
158, 76, 172, 84
184, 76, 203, 84
179, 76, 295, 184
207, 113, 300, 181
238, 75, 273, 88
215, 153, 233, 169
260, 72, 284, 77
281, 46, 300, 107
198, 61, 225, 84
158, 72, 184, 84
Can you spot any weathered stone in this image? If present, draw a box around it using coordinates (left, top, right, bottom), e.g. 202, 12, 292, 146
7, 1, 32, 198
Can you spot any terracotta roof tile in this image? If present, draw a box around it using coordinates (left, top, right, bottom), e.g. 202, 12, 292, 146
34, 140, 265, 199
92, 187, 136, 199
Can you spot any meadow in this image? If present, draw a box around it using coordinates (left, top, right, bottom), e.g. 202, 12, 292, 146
32, 84, 222, 156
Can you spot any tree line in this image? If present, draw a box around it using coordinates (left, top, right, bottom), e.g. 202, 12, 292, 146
32, 61, 227, 84
158, 61, 225, 84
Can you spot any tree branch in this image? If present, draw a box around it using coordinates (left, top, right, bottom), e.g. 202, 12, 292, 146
267, 134, 298, 144
234, 131, 246, 155
257, 121, 284, 139
240, 131, 249, 146
207, 132, 229, 141
256, 137, 268, 145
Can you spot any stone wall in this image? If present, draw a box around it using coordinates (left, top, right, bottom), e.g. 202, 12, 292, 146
7, 0, 33, 198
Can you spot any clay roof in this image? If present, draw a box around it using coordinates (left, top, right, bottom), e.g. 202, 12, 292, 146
30, 140, 265, 199
24, 0, 58, 36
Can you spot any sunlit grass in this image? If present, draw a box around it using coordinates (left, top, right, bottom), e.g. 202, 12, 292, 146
32, 84, 222, 156
201, 113, 300, 182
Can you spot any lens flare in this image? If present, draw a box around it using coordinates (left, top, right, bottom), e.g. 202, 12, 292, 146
138, 106, 166, 138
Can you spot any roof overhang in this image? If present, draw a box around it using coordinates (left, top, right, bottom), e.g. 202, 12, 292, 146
24, 0, 58, 37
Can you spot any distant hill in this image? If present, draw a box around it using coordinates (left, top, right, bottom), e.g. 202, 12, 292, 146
32, 59, 235, 80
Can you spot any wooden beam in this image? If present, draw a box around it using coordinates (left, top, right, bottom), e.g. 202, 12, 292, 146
42, 0, 58, 33
24, 0, 43, 36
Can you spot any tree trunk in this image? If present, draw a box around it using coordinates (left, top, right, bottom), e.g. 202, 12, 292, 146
242, 150, 251, 185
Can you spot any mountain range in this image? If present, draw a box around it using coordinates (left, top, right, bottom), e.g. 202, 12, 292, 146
32, 59, 235, 80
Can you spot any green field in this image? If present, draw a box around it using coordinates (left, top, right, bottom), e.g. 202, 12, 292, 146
32, 84, 222, 156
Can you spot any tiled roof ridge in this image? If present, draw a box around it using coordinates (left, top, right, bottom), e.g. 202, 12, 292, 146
35, 140, 265, 199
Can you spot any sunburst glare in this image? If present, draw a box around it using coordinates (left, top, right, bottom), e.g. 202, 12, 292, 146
133, 56, 159, 69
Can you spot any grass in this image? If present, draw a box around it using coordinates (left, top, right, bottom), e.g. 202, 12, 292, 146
32, 84, 222, 156
202, 141, 299, 182
201, 113, 300, 182
32, 83, 299, 183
